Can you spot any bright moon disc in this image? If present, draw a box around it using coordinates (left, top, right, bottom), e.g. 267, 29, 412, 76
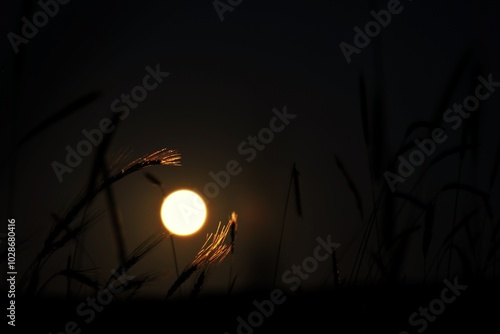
161, 189, 207, 236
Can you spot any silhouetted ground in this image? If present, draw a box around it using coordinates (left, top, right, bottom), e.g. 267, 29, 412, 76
18, 279, 500, 333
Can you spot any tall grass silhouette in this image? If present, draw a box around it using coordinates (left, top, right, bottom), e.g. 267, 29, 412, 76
339, 48, 500, 287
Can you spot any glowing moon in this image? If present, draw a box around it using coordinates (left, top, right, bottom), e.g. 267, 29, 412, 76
161, 189, 207, 236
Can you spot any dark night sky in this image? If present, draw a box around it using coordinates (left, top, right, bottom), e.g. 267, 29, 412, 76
2, 0, 500, 307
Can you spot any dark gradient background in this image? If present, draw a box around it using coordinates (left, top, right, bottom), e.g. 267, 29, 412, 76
2, 0, 500, 333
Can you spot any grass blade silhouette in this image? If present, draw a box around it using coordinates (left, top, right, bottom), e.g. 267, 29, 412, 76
107, 229, 168, 286
422, 203, 435, 261
334, 155, 364, 220
16, 91, 102, 148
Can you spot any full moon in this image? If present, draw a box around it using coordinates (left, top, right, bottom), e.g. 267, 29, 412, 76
161, 189, 207, 236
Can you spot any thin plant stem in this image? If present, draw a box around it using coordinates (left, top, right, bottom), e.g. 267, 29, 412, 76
273, 165, 294, 288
